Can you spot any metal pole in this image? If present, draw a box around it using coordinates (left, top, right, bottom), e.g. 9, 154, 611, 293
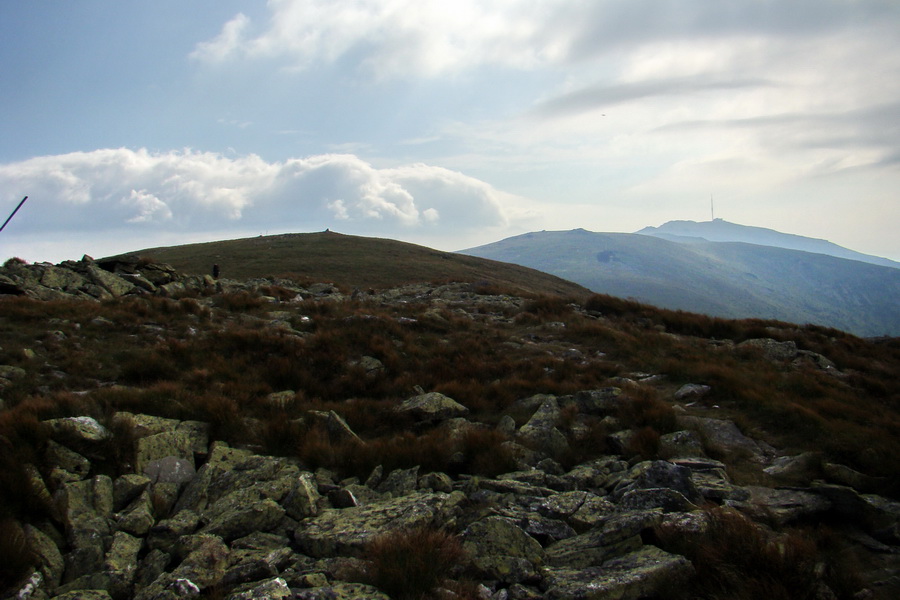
0, 196, 28, 233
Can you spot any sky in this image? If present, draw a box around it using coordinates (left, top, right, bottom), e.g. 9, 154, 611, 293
1, 0, 899, 264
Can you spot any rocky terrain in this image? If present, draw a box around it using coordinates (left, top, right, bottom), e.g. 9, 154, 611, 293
1, 255, 899, 600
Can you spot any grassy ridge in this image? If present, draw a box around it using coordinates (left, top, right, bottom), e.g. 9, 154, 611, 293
105, 231, 592, 299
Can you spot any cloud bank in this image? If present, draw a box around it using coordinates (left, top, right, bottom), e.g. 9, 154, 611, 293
192, 0, 894, 78
0, 149, 512, 240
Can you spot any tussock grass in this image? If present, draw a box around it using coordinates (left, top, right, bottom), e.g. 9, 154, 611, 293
363, 526, 467, 600
655, 508, 861, 600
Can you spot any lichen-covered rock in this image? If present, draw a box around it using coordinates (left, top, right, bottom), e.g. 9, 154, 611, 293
25, 523, 66, 591
542, 545, 693, 600
283, 473, 321, 520
737, 338, 798, 361
763, 452, 821, 485
50, 590, 114, 600
85, 264, 136, 297
544, 511, 655, 568
304, 410, 362, 445
222, 546, 294, 587
673, 384, 711, 401
55, 476, 114, 550
375, 466, 419, 497
148, 510, 201, 553
135, 431, 195, 475
563, 457, 628, 491
517, 396, 568, 458
462, 516, 545, 583
611, 461, 701, 505
659, 430, 705, 458
116, 489, 155, 536
295, 491, 464, 557
676, 416, 773, 462
567, 388, 624, 415
104, 531, 142, 598
201, 497, 285, 541
418, 471, 454, 493
741, 486, 832, 526
0, 364, 27, 380
44, 417, 110, 444
293, 583, 391, 600
113, 474, 151, 512
619, 488, 696, 512
394, 392, 469, 422
46, 440, 92, 479
226, 577, 292, 600
144, 457, 196, 486
135, 534, 229, 600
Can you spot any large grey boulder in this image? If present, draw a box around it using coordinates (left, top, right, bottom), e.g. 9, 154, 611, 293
517, 396, 569, 457
56, 475, 114, 550
740, 486, 832, 526
225, 577, 292, 600
394, 392, 469, 422
572, 388, 625, 414
134, 534, 229, 600
545, 511, 658, 569
104, 531, 143, 598
676, 416, 773, 462
462, 516, 546, 584
293, 583, 391, 600
116, 489, 155, 536
45, 416, 111, 444
295, 491, 464, 558
543, 546, 693, 600
135, 431, 195, 475
25, 523, 66, 591
737, 338, 798, 361
200, 489, 286, 541
611, 460, 702, 505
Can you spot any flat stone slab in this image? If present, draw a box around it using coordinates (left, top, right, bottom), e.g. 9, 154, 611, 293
295, 491, 464, 558
543, 545, 693, 600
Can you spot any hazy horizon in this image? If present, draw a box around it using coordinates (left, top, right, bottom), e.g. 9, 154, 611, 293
2, 1, 899, 263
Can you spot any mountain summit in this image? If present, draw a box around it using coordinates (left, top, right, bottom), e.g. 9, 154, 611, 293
462, 226, 900, 337
638, 219, 899, 269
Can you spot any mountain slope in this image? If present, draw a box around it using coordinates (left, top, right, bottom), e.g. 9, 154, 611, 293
638, 219, 900, 269
461, 229, 900, 336
103, 230, 592, 299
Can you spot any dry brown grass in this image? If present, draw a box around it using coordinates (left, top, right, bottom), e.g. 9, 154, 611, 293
655, 507, 859, 600
363, 525, 467, 600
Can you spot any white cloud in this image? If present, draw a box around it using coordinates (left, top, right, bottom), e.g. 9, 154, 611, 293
0, 149, 513, 242
192, 0, 895, 79
191, 0, 567, 78
190, 13, 252, 63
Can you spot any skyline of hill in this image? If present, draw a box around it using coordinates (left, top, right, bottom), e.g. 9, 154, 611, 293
462, 226, 900, 337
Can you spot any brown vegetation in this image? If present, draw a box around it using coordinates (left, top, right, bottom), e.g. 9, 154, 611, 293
655, 507, 862, 600
362, 526, 467, 600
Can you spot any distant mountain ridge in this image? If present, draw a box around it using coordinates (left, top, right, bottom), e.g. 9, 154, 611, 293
461, 227, 900, 337
638, 219, 900, 269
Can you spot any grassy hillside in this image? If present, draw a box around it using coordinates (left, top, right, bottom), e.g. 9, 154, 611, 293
104, 231, 592, 299
1, 258, 899, 598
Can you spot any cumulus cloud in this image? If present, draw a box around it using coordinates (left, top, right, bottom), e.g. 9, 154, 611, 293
0, 149, 511, 240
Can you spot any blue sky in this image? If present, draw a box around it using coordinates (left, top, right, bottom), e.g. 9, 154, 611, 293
2, 0, 899, 263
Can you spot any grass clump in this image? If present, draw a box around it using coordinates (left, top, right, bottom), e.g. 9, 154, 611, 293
363, 525, 467, 600
655, 507, 860, 600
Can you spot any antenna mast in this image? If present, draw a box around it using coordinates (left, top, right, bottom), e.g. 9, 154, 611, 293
710, 194, 714, 221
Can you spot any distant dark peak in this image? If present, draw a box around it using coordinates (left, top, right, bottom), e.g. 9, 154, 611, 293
568, 228, 591, 234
